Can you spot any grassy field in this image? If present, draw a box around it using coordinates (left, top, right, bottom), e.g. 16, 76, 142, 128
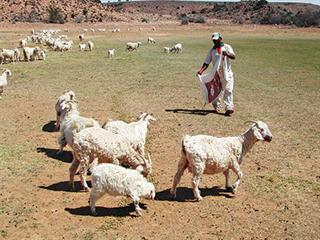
0, 23, 319, 239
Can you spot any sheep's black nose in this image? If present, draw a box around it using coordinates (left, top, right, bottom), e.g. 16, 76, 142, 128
265, 136, 272, 142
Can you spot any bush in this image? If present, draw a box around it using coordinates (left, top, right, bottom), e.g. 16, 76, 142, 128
181, 16, 189, 25
47, 6, 65, 24
189, 16, 206, 24
141, 17, 149, 23
293, 11, 320, 27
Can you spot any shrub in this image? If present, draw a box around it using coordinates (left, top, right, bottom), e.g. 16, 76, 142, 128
47, 6, 65, 24
181, 16, 189, 25
293, 11, 320, 27
141, 17, 149, 23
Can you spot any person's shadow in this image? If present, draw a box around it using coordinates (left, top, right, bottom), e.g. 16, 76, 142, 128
165, 108, 225, 116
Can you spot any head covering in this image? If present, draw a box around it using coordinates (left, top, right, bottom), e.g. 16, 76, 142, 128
212, 32, 222, 40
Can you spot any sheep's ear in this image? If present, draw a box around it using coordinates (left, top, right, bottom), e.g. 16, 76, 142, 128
253, 127, 264, 141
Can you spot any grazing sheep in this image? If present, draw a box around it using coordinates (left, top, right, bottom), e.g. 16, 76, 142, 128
126, 42, 142, 51
55, 90, 76, 130
70, 127, 152, 191
170, 43, 182, 53
107, 49, 115, 58
147, 37, 156, 44
89, 163, 155, 216
58, 100, 100, 154
79, 33, 84, 41
103, 112, 156, 157
170, 121, 273, 201
79, 43, 86, 51
0, 69, 12, 99
23, 47, 39, 61
87, 41, 94, 51
1, 49, 16, 63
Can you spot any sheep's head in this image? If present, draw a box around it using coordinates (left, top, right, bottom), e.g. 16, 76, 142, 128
137, 42, 142, 47
246, 120, 273, 142
61, 100, 78, 116
137, 153, 152, 177
142, 182, 155, 200
2, 69, 12, 77
138, 112, 156, 122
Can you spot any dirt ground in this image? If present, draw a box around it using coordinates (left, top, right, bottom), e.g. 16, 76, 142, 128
0, 22, 319, 240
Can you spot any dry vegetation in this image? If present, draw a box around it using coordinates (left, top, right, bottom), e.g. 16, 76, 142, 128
0, 22, 319, 239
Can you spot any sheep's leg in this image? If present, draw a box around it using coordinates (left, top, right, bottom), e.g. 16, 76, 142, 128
192, 164, 205, 201
56, 113, 60, 130
89, 189, 104, 216
79, 158, 90, 192
170, 158, 188, 199
131, 195, 142, 216
57, 134, 67, 154
69, 158, 80, 191
231, 162, 243, 194
223, 169, 233, 192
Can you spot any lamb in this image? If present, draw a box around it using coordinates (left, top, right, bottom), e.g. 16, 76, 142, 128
55, 90, 76, 130
70, 127, 152, 191
58, 100, 100, 153
102, 112, 156, 157
170, 120, 273, 201
0, 69, 12, 99
89, 163, 155, 216
1, 49, 16, 63
79, 33, 84, 41
147, 37, 156, 44
87, 41, 94, 51
107, 49, 115, 58
170, 43, 182, 53
79, 43, 86, 51
126, 42, 142, 51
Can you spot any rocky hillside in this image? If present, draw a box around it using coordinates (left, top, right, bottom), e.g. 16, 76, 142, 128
0, 0, 319, 27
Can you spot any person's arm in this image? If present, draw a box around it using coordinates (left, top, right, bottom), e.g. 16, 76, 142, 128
197, 63, 209, 75
223, 51, 235, 60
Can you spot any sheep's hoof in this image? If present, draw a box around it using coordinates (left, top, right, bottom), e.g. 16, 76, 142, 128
91, 210, 97, 216
80, 187, 90, 192
231, 186, 237, 194
170, 194, 176, 201
135, 209, 142, 217
196, 196, 203, 202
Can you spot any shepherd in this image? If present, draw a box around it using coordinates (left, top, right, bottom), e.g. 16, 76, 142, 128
197, 32, 236, 116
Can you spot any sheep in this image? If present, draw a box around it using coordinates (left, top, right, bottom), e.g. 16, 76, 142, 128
23, 47, 39, 61
79, 33, 84, 41
87, 41, 94, 51
19, 38, 27, 48
58, 100, 100, 154
0, 52, 4, 65
55, 90, 76, 130
170, 43, 182, 53
107, 49, 115, 58
70, 127, 152, 191
89, 163, 155, 216
97, 28, 106, 32
147, 37, 156, 44
38, 50, 46, 60
1, 49, 16, 63
0, 69, 12, 99
170, 120, 273, 201
90, 28, 95, 32
163, 47, 171, 53
103, 112, 156, 157
79, 43, 86, 51
126, 42, 142, 51
14, 48, 21, 62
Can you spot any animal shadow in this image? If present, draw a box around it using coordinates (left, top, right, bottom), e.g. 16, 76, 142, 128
42, 120, 57, 132
165, 108, 225, 116
37, 147, 73, 163
156, 187, 234, 202
65, 203, 147, 217
39, 181, 91, 192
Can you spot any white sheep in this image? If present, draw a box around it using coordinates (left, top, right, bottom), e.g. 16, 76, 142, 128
0, 69, 12, 99
170, 43, 182, 53
55, 90, 76, 130
1, 49, 16, 63
58, 100, 100, 154
126, 42, 142, 51
87, 41, 94, 51
79, 33, 84, 41
79, 43, 86, 51
147, 37, 156, 44
38, 50, 46, 60
103, 112, 156, 157
107, 49, 115, 58
23, 47, 39, 61
70, 127, 152, 191
170, 120, 273, 201
14, 48, 21, 62
89, 163, 155, 216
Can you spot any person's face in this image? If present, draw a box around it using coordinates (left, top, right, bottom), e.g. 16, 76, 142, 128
213, 38, 221, 45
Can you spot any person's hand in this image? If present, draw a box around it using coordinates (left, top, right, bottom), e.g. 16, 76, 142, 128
197, 71, 202, 76
222, 51, 228, 57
